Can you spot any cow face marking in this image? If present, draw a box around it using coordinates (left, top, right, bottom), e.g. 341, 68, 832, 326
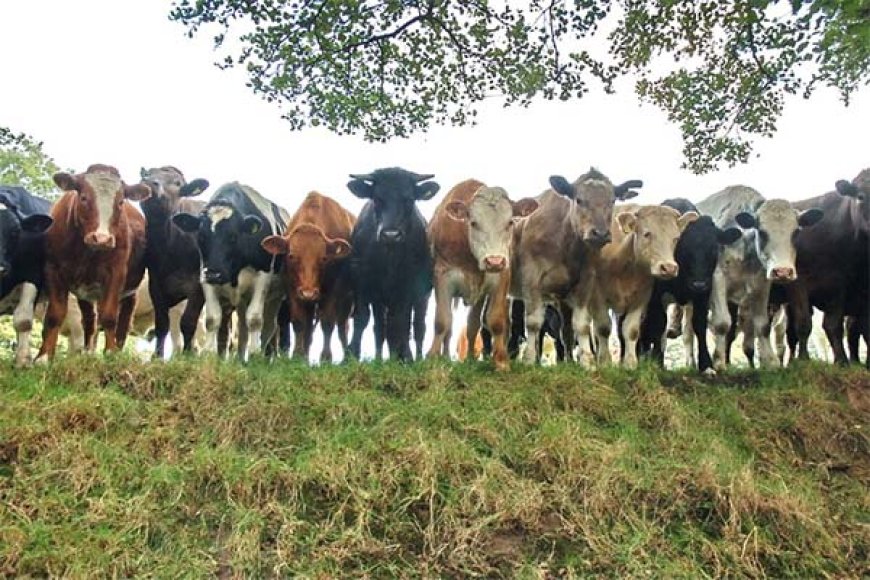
276, 224, 352, 302
463, 186, 518, 273
743, 199, 821, 283
207, 205, 234, 232
626, 206, 684, 280
79, 168, 124, 250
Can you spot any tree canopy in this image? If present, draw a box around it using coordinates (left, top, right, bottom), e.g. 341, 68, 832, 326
170, 0, 870, 173
0, 127, 62, 197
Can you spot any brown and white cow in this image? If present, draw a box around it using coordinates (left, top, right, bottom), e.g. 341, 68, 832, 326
425, 179, 538, 371
511, 168, 642, 365
697, 186, 823, 370
36, 164, 150, 361
261, 191, 356, 362
591, 204, 697, 368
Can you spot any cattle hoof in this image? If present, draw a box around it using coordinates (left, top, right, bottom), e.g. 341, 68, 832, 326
494, 360, 510, 372
34, 355, 49, 366
702, 368, 717, 377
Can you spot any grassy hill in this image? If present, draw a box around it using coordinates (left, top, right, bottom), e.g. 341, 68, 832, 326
0, 357, 867, 577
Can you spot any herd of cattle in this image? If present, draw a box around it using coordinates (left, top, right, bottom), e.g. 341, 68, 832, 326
0, 164, 866, 373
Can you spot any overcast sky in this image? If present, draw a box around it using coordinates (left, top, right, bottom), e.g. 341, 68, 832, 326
1, 0, 866, 359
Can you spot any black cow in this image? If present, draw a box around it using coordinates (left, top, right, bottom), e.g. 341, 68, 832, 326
173, 182, 290, 360
634, 198, 741, 372
0, 186, 54, 365
139, 166, 209, 358
346, 167, 439, 362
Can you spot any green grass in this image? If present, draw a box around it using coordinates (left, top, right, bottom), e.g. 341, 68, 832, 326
0, 356, 867, 577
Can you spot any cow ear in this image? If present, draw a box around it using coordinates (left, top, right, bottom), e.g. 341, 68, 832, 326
243, 215, 263, 234
677, 211, 699, 232
261, 235, 288, 256
347, 179, 373, 199
124, 183, 153, 201
445, 201, 469, 221
717, 227, 742, 245
140, 167, 148, 180
616, 188, 639, 201
549, 175, 574, 198
180, 178, 209, 197
327, 238, 352, 259
835, 179, 858, 198
734, 212, 756, 229
616, 211, 637, 234
512, 198, 539, 218
797, 208, 824, 228
172, 212, 201, 233
415, 181, 440, 201
20, 214, 53, 233
53, 172, 78, 192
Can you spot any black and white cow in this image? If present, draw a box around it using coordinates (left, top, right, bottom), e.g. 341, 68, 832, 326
346, 167, 440, 362
0, 186, 54, 365
173, 182, 290, 360
139, 166, 209, 358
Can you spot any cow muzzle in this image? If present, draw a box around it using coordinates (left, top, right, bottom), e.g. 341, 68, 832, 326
689, 280, 709, 293
583, 229, 611, 248
298, 288, 321, 302
378, 229, 404, 244
654, 261, 679, 280
482, 255, 507, 273
203, 269, 227, 284
769, 266, 796, 283
84, 232, 116, 249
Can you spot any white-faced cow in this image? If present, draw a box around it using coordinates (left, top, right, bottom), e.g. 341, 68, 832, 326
139, 166, 209, 358
0, 186, 54, 365
511, 168, 642, 365
36, 164, 150, 361
346, 167, 440, 362
696, 186, 823, 370
426, 179, 538, 371
591, 204, 698, 369
172, 182, 290, 360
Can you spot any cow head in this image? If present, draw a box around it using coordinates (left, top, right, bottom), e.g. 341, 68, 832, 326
549, 167, 642, 248
616, 205, 698, 279
835, 168, 870, 234
734, 199, 824, 283
140, 166, 209, 214
53, 164, 151, 250
172, 201, 264, 285
261, 224, 352, 302
445, 185, 538, 273
674, 216, 742, 294
347, 167, 439, 244
0, 189, 53, 277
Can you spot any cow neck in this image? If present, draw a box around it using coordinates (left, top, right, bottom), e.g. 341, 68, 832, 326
610, 231, 643, 273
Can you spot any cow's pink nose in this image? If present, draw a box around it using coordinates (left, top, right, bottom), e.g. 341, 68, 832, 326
772, 267, 795, 281
658, 262, 678, 279
483, 255, 507, 272
84, 232, 115, 249
298, 288, 320, 301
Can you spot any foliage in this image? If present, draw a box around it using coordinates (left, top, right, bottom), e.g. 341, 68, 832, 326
169, 0, 870, 173
0, 127, 62, 197
1, 357, 867, 576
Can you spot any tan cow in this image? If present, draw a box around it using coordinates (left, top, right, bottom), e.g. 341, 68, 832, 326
261, 191, 355, 362
426, 179, 538, 370
589, 204, 697, 368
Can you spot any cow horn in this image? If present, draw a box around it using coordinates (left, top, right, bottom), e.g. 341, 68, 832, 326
349, 173, 374, 182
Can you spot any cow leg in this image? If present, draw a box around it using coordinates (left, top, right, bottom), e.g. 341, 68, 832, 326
78, 298, 97, 352
349, 297, 371, 361
426, 274, 453, 360
507, 299, 525, 360
413, 297, 427, 361
149, 275, 171, 359
180, 289, 205, 354
521, 297, 546, 365
822, 307, 848, 365
116, 293, 137, 350
771, 305, 787, 365
466, 300, 485, 362
291, 298, 314, 360
749, 287, 778, 368
35, 280, 70, 363
169, 302, 185, 355
235, 300, 250, 361
569, 304, 594, 368
709, 269, 731, 371
667, 304, 683, 339
386, 302, 413, 362
591, 299, 612, 368
620, 306, 645, 370
373, 303, 387, 361
643, 300, 668, 367
96, 273, 127, 353
242, 272, 272, 357
484, 290, 510, 372
202, 283, 223, 354
217, 304, 233, 357
726, 302, 740, 366
12, 282, 39, 367
682, 303, 696, 369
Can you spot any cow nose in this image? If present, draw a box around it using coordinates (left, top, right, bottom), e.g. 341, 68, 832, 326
657, 262, 679, 279
771, 267, 795, 281
204, 269, 225, 284
585, 229, 611, 247
483, 255, 506, 272
690, 280, 709, 293
380, 229, 403, 243
84, 232, 116, 249
298, 288, 320, 301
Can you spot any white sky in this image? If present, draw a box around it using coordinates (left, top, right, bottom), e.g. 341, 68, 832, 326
1, 0, 867, 360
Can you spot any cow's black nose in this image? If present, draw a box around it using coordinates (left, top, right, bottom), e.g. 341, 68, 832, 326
380, 229, 404, 243
690, 280, 709, 293
204, 270, 225, 284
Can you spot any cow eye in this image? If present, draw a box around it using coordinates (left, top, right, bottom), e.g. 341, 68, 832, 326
470, 221, 479, 229
643, 231, 652, 239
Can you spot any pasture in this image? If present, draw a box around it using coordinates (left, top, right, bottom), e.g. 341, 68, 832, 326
0, 356, 867, 577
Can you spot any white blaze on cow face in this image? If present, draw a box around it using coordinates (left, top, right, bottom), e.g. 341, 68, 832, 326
466, 187, 516, 273
207, 205, 234, 232
83, 171, 122, 248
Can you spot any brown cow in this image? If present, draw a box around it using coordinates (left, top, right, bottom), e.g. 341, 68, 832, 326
590, 204, 697, 368
261, 191, 355, 362
426, 179, 538, 370
35, 164, 150, 361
